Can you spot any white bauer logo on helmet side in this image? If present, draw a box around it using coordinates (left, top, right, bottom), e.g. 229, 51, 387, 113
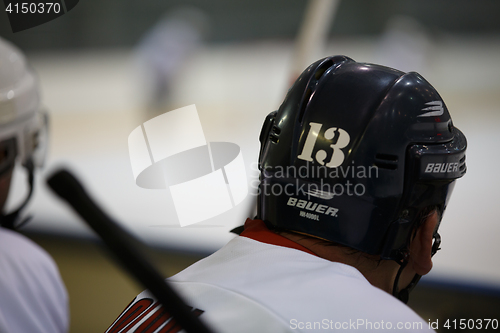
424, 162, 459, 174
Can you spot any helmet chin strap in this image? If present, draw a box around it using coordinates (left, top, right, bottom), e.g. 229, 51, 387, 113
392, 259, 422, 304
392, 232, 441, 304
0, 159, 35, 230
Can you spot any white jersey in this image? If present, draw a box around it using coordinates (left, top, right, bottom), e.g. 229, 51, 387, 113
106, 219, 435, 333
0, 227, 69, 333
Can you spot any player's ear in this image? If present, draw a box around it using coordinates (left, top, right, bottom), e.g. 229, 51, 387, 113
408, 210, 439, 276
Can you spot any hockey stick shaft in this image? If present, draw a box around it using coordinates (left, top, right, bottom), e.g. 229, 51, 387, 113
290, 0, 341, 80
46, 169, 214, 333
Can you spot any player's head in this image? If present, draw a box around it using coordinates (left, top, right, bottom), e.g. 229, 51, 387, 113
257, 55, 466, 270
0, 37, 48, 229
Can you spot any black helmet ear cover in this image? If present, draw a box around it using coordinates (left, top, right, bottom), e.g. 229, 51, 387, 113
257, 110, 277, 220
381, 126, 466, 260
258, 111, 277, 166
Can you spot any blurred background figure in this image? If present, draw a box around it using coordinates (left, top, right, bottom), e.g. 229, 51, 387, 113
374, 15, 431, 74
0, 37, 69, 333
135, 6, 210, 117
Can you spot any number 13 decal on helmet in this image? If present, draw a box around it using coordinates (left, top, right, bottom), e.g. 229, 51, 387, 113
298, 122, 351, 168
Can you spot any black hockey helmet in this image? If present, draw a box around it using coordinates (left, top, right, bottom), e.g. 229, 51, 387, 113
257, 55, 466, 261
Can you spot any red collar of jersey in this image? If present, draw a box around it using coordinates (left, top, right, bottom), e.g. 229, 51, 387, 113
240, 218, 318, 257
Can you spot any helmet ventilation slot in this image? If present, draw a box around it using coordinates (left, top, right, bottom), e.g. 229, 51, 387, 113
314, 60, 333, 80
298, 88, 313, 123
374, 154, 398, 170
297, 60, 334, 124
269, 125, 281, 144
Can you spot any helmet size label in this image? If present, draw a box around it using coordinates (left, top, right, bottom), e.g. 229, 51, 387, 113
299, 211, 320, 221
287, 197, 339, 217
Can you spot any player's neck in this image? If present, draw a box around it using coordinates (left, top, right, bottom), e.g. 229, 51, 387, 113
279, 231, 399, 294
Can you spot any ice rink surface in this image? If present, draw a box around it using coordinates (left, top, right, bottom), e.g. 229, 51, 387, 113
17, 37, 500, 290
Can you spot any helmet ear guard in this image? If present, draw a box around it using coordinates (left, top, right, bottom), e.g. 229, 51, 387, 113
257, 110, 277, 220
258, 110, 277, 166
381, 127, 467, 260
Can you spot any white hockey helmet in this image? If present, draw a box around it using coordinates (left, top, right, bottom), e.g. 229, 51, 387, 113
0, 37, 48, 229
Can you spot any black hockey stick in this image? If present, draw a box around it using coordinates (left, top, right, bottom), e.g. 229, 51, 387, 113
46, 169, 214, 333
